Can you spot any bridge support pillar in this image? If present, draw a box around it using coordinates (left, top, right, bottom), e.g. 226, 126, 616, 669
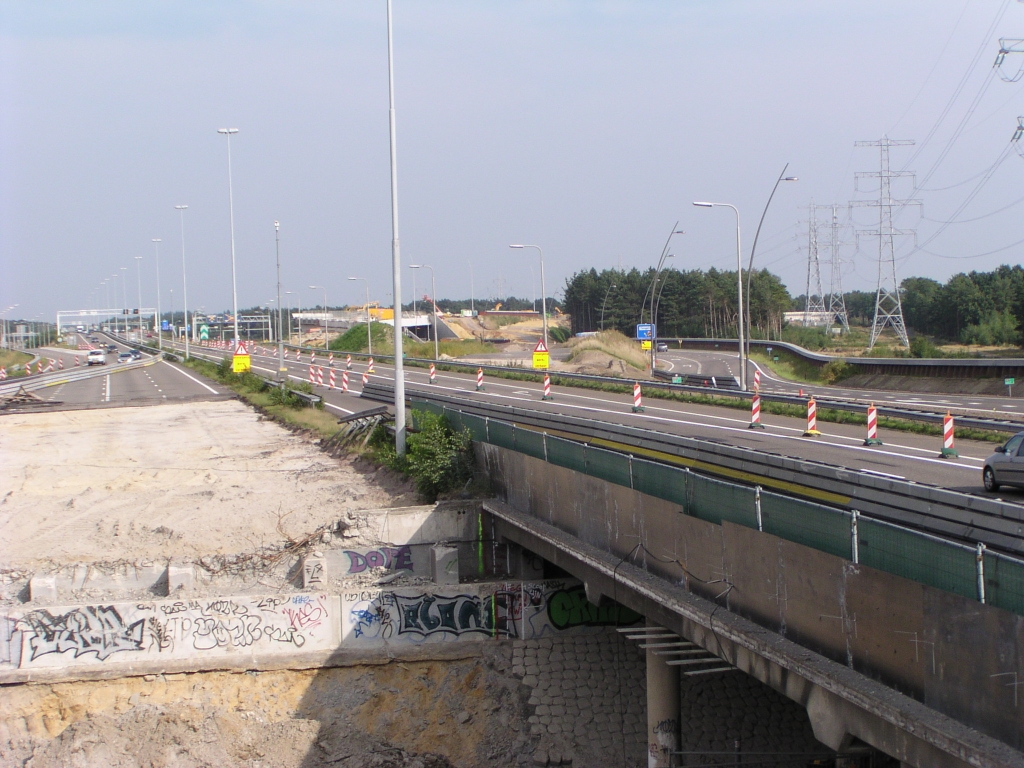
645, 620, 680, 768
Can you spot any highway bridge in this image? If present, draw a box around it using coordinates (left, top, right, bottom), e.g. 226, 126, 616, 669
14, 335, 1024, 766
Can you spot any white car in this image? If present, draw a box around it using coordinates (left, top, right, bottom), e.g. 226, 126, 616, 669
86, 350, 106, 366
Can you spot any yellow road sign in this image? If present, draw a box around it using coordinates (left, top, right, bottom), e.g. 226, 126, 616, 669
640, 340, 652, 350
532, 352, 550, 369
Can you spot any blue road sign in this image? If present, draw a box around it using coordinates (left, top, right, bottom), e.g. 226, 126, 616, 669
636, 324, 654, 340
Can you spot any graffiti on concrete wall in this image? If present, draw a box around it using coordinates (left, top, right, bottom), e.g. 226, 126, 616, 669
342, 580, 641, 644
343, 545, 414, 574
3, 594, 336, 670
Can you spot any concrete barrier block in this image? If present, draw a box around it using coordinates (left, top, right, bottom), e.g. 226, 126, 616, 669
166, 564, 194, 594
302, 552, 327, 589
430, 545, 459, 585
29, 575, 58, 603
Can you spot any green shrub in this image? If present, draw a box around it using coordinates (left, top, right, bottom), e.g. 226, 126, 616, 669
909, 336, 942, 359
820, 360, 851, 384
368, 412, 474, 502
548, 326, 571, 343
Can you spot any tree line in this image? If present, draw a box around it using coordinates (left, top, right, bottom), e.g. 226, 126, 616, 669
565, 264, 1024, 346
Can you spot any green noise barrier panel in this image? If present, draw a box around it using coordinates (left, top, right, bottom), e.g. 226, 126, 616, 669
419, 402, 1024, 616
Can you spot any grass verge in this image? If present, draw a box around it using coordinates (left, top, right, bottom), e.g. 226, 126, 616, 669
0, 349, 32, 375
567, 329, 647, 370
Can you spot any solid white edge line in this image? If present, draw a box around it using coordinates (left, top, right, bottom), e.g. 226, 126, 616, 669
161, 361, 220, 394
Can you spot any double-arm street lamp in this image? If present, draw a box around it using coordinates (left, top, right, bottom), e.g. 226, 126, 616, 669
745, 166, 797, 360
600, 284, 617, 330
644, 225, 685, 370
409, 264, 438, 361
509, 244, 547, 349
693, 202, 746, 390
348, 277, 372, 355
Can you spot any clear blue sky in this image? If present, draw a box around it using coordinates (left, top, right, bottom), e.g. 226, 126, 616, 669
2, 1, 1022, 319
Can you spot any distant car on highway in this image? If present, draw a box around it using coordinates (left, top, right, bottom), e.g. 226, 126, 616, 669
117, 351, 132, 363
656, 342, 668, 352
983, 432, 1024, 491
86, 350, 106, 366
130, 349, 142, 360
107, 344, 117, 352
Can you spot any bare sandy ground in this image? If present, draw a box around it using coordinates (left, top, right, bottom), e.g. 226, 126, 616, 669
0, 401, 415, 570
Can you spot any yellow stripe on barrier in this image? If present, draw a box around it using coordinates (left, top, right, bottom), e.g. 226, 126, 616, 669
516, 423, 852, 507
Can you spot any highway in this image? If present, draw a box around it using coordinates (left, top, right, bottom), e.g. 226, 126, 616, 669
4, 336, 227, 410
655, 348, 1024, 415
163, 339, 1014, 499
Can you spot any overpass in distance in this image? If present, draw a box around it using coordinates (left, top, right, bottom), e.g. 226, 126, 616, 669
24, 334, 1024, 766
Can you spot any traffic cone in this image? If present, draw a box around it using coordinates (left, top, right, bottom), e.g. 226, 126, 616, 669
631, 382, 644, 413
940, 412, 959, 458
749, 393, 765, 429
803, 398, 821, 437
864, 403, 883, 446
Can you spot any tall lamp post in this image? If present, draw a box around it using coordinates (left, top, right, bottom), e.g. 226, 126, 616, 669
175, 205, 190, 358
217, 127, 240, 345
600, 284, 617, 330
134, 256, 143, 341
152, 239, 163, 350
285, 291, 295, 344
745, 166, 797, 358
693, 201, 746, 390
310, 285, 328, 347
509, 244, 548, 349
409, 264, 438, 360
644, 225, 685, 371
274, 222, 285, 375
385, 0, 407, 456
348, 277, 371, 355
119, 268, 128, 337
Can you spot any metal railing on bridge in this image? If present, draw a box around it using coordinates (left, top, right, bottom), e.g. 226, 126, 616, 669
410, 399, 1024, 618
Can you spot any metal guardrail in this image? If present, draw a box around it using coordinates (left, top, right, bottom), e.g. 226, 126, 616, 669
0, 358, 156, 397
165, 338, 1024, 433
359, 380, 1024, 557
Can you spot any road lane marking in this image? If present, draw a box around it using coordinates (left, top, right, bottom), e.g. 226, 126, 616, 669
161, 361, 219, 394
104, 375, 110, 402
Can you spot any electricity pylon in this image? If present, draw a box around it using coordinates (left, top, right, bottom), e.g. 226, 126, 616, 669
818, 203, 849, 334
803, 203, 825, 326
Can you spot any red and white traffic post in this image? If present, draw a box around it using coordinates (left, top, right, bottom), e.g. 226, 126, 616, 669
361, 369, 369, 386
0, 367, 6, 380
367, 357, 375, 373
542, 373, 552, 401
74, 356, 80, 367
940, 411, 959, 458
311, 351, 316, 366
328, 351, 334, 367
753, 369, 761, 391
429, 363, 436, 384
316, 366, 324, 387
864, 403, 883, 446
341, 370, 349, 393
632, 381, 644, 413
329, 368, 336, 390
749, 393, 764, 429
57, 358, 64, 370
308, 365, 315, 385
346, 354, 352, 370
803, 398, 821, 437
476, 367, 484, 391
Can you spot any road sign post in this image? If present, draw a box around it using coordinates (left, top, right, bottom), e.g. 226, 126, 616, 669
1006, 377, 1015, 397
532, 339, 550, 370
232, 341, 251, 373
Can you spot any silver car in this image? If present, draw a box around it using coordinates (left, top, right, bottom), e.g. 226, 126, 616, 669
983, 432, 1024, 491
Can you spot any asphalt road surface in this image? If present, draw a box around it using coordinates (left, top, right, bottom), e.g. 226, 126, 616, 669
655, 348, 1024, 415
165, 339, 1013, 499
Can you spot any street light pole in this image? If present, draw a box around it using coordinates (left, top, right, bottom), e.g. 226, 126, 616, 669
600, 284, 617, 331
410, 265, 438, 360
175, 205, 190, 358
643, 224, 684, 371
386, 0, 407, 456
348, 277, 371, 355
745, 166, 797, 358
275, 222, 285, 376
218, 127, 240, 345
119, 268, 128, 337
134, 256, 143, 341
693, 201, 746, 390
152, 239, 163, 350
509, 244, 547, 349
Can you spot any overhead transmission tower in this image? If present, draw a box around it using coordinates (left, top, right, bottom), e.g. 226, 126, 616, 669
803, 203, 825, 326
851, 138, 920, 350
819, 203, 849, 334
